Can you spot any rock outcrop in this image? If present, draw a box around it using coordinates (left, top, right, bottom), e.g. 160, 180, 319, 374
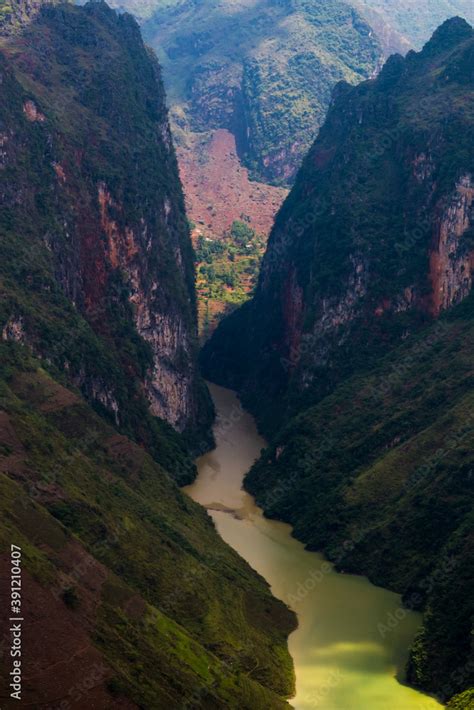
430, 174, 474, 315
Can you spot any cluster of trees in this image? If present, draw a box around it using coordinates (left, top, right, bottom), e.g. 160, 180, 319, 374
194, 221, 265, 337
195, 220, 263, 297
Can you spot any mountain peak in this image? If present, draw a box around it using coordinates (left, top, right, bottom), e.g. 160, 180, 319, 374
422, 16, 473, 54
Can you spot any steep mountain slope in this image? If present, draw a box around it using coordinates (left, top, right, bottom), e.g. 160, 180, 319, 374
0, 0, 213, 459
0, 344, 295, 708
112, 0, 383, 186
202, 18, 474, 706
203, 17, 474, 433
245, 296, 474, 705
0, 2, 296, 706
355, 0, 474, 50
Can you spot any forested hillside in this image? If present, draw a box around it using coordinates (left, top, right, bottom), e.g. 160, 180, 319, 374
116, 0, 383, 184
0, 2, 296, 706
202, 18, 474, 706
246, 296, 474, 705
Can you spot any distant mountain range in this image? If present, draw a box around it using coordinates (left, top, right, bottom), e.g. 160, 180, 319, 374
355, 0, 474, 50
136, 0, 383, 185
110, 0, 474, 186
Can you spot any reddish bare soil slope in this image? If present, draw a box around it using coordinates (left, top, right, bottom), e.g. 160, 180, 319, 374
178, 129, 288, 240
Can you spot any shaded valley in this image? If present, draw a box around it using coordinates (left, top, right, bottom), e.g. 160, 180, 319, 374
0, 1, 295, 706
0, 0, 472, 708
203, 17, 474, 708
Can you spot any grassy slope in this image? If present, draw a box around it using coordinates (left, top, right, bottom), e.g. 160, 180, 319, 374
0, 342, 296, 707
245, 295, 474, 704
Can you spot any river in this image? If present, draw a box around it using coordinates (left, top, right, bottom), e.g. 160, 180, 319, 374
184, 383, 442, 710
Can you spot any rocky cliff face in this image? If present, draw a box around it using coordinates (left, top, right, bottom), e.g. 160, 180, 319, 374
0, 3, 297, 707
203, 17, 474, 432
0, 0, 213, 464
430, 174, 474, 315
202, 18, 474, 706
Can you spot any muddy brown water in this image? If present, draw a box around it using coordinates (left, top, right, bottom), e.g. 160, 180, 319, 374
185, 384, 442, 710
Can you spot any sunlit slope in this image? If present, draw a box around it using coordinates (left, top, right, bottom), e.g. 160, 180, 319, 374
0, 344, 296, 707
112, 0, 383, 184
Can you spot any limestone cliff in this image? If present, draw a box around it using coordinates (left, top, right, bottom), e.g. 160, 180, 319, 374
0, 0, 213, 468
201, 18, 474, 705
430, 174, 474, 315
202, 18, 474, 432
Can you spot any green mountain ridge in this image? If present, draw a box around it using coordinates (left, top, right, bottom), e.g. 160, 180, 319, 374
202, 17, 474, 706
0, 2, 296, 706
111, 0, 384, 185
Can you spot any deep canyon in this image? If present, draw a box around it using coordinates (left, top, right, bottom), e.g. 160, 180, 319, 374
187, 384, 442, 709
0, 0, 473, 708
